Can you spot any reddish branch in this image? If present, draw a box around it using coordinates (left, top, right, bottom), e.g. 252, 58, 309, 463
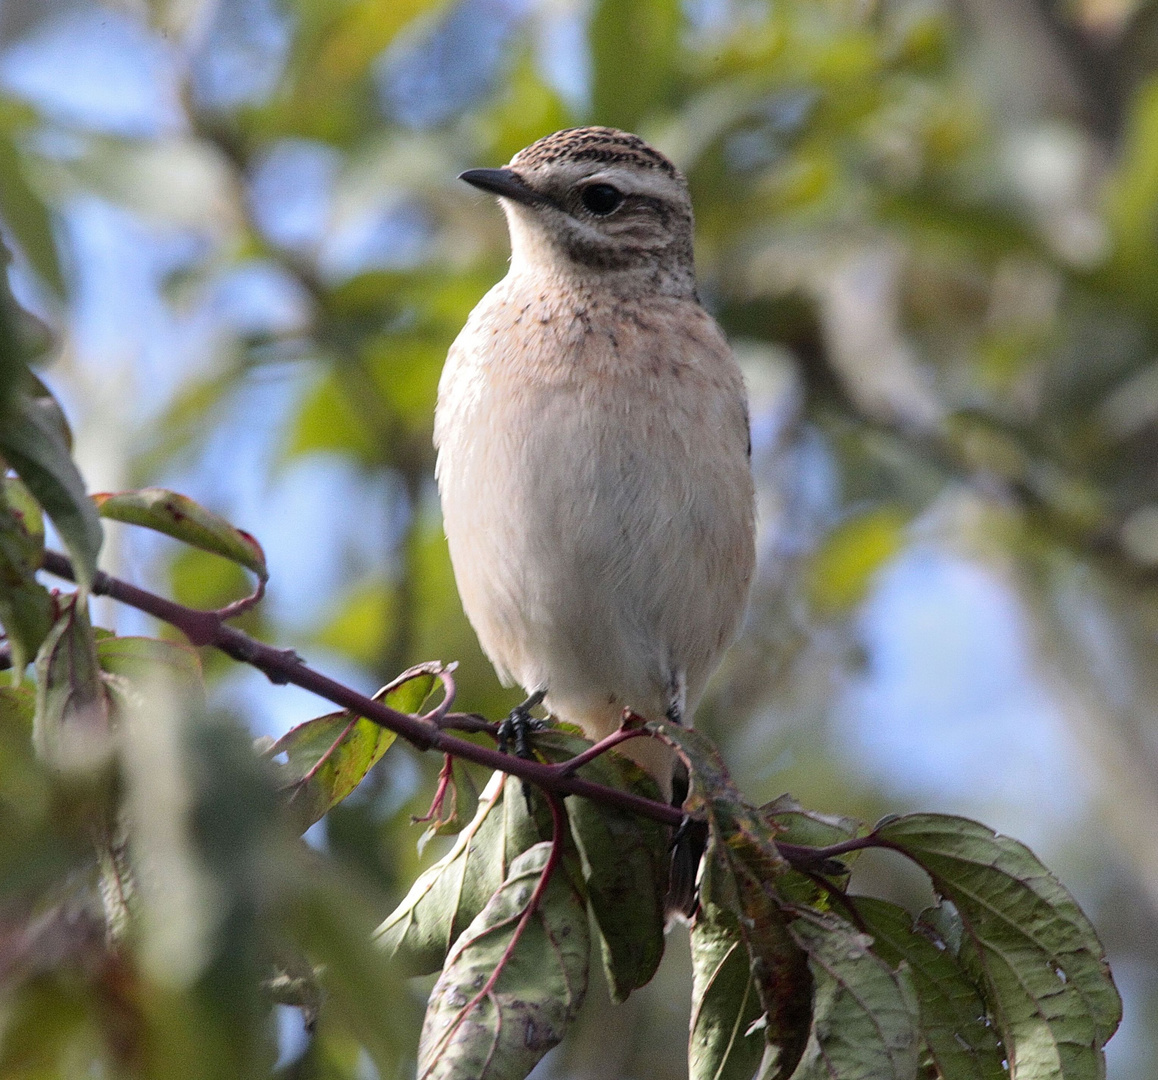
39, 550, 684, 828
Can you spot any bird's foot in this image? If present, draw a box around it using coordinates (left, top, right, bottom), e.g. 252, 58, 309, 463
496, 689, 548, 759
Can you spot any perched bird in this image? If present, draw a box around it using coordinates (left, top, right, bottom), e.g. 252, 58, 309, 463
435, 127, 755, 816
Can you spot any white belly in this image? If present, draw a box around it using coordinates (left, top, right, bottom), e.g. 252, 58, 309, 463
434, 279, 755, 760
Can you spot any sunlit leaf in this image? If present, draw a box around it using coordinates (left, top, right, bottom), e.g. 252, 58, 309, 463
878, 814, 1122, 1080
270, 664, 437, 828
806, 506, 907, 614
285, 368, 377, 462
311, 577, 398, 665
417, 841, 589, 1080
94, 488, 268, 583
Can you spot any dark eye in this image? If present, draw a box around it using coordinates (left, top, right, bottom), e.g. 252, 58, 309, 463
581, 183, 623, 215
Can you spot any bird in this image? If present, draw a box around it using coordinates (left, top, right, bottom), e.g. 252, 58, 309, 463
434, 127, 755, 834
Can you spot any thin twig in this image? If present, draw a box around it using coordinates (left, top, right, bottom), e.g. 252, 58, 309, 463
550, 724, 649, 777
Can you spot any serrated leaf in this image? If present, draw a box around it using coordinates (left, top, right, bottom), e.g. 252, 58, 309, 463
417, 842, 589, 1080
94, 488, 268, 582
789, 913, 921, 1080
0, 389, 102, 593
0, 475, 53, 675
535, 729, 668, 1002
854, 897, 1007, 1080
877, 814, 1122, 1080
375, 769, 543, 976
0, 130, 65, 298
690, 854, 771, 1080
270, 665, 437, 829
32, 596, 109, 770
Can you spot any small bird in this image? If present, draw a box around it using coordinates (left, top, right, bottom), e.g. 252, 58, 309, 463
435, 127, 755, 813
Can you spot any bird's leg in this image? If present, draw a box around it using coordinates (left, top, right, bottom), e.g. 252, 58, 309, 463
496, 688, 547, 758
664, 668, 704, 915
665, 669, 687, 725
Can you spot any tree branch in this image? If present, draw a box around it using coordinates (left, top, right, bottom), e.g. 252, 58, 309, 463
38, 550, 685, 828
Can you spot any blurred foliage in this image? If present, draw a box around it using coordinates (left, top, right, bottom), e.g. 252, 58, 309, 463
3, 0, 1158, 1075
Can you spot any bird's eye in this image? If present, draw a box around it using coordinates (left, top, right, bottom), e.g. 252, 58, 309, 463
581, 183, 623, 215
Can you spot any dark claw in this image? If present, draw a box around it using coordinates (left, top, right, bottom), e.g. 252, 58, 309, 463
497, 690, 547, 814
498, 690, 546, 757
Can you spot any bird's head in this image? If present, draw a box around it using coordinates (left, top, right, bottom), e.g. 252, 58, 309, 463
460, 127, 696, 298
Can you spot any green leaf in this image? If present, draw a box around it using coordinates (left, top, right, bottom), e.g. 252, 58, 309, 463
416, 842, 589, 1080
270, 664, 437, 829
94, 488, 268, 583
789, 913, 921, 1080
0, 388, 102, 593
375, 769, 544, 976
877, 814, 1122, 1080
689, 854, 771, 1080
0, 130, 65, 298
536, 729, 668, 1003
311, 577, 397, 665
853, 897, 1007, 1080
0, 475, 54, 676
32, 596, 110, 770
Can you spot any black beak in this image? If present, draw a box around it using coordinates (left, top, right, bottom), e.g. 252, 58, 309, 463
459, 167, 549, 209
